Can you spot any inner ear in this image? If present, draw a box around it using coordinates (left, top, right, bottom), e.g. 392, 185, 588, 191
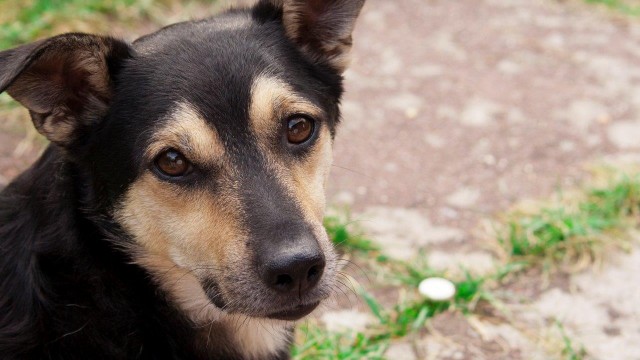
0, 33, 132, 147
264, 0, 365, 73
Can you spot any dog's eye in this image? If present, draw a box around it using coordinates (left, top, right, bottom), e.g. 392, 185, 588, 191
154, 149, 191, 177
287, 116, 315, 144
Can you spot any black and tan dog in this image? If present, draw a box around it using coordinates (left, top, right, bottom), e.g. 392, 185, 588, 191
0, 0, 364, 358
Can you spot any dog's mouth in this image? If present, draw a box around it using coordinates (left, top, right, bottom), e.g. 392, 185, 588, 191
266, 301, 320, 321
203, 279, 322, 321
203, 278, 227, 309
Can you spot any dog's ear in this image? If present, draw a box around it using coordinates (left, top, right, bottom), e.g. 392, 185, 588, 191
0, 33, 132, 147
263, 0, 365, 73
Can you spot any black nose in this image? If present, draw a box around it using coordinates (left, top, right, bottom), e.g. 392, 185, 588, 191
263, 251, 326, 295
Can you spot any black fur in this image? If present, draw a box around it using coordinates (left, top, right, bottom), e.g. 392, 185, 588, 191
0, 0, 364, 358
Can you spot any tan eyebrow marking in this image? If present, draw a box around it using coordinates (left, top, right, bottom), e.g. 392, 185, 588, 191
249, 74, 324, 139
145, 102, 224, 166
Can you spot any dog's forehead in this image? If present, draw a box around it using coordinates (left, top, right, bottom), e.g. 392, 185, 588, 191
124, 13, 325, 143
96, 9, 343, 190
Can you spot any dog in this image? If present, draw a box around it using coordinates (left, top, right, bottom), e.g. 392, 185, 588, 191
0, 0, 364, 358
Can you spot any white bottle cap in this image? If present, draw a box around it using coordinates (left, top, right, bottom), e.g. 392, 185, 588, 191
418, 277, 456, 301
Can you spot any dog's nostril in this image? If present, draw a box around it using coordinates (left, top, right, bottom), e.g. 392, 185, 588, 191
307, 265, 320, 281
275, 274, 293, 288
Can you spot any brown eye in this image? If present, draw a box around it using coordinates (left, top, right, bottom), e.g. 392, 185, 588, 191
287, 116, 315, 144
154, 149, 191, 177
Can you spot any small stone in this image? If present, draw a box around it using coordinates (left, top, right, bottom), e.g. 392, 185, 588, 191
419, 277, 456, 301
438, 207, 459, 220
483, 154, 497, 166
560, 141, 575, 152
432, 32, 467, 62
386, 92, 423, 111
607, 121, 640, 149
460, 98, 501, 127
405, 107, 419, 119
410, 64, 443, 78
543, 33, 565, 49
497, 60, 522, 75
383, 163, 399, 173
566, 100, 609, 131
446, 187, 481, 209
424, 134, 446, 148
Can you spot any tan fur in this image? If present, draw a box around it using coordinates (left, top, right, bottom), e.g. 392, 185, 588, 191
145, 102, 225, 166
249, 75, 332, 224
290, 128, 333, 221
116, 170, 244, 272
117, 172, 286, 358
220, 316, 291, 360
249, 76, 324, 139
135, 253, 225, 323
116, 103, 241, 312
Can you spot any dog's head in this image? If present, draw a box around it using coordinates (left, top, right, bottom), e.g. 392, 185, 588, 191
0, 0, 364, 324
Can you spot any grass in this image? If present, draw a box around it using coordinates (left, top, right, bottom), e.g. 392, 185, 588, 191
324, 213, 379, 253
0, 0, 146, 49
498, 175, 640, 269
0, 0, 223, 50
556, 321, 587, 360
292, 323, 387, 360
291, 250, 493, 358
585, 0, 640, 16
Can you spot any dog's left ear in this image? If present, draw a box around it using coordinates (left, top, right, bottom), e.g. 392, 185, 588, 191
0, 33, 132, 147
263, 0, 365, 73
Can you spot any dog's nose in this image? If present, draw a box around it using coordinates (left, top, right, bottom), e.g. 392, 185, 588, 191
263, 250, 325, 295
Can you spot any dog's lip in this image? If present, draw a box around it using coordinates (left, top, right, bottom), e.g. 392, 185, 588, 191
266, 301, 320, 321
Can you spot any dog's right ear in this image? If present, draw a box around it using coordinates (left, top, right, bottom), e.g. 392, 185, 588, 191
0, 33, 132, 148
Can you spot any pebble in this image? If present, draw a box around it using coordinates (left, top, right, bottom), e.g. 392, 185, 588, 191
418, 277, 456, 301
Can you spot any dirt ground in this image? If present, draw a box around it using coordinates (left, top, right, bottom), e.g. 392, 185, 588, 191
324, 0, 640, 359
1, 0, 640, 359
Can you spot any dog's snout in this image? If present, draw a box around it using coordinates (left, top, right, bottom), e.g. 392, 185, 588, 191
263, 250, 325, 295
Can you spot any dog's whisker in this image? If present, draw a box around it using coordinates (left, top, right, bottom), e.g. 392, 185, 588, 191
330, 164, 373, 179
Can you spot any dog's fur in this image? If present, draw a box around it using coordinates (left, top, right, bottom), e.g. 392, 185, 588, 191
0, 1, 364, 359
